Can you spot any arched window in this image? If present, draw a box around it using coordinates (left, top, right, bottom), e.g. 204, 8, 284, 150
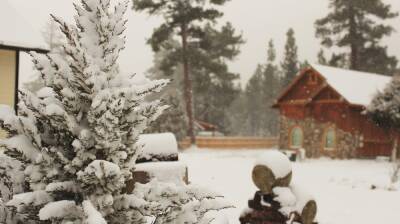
324, 127, 336, 149
290, 126, 303, 148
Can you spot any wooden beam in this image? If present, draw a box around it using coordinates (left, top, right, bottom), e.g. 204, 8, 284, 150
314, 99, 345, 104
278, 100, 308, 106
363, 139, 391, 144
14, 51, 20, 113
0, 44, 48, 54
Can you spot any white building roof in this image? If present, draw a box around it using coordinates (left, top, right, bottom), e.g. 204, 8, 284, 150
311, 64, 392, 106
0, 0, 47, 51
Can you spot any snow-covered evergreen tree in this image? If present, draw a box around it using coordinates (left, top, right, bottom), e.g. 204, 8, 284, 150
0, 0, 167, 222
367, 74, 400, 161
0, 148, 25, 223
0, 0, 230, 223
367, 75, 400, 129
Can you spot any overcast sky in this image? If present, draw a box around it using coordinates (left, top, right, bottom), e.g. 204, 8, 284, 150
7, 0, 400, 86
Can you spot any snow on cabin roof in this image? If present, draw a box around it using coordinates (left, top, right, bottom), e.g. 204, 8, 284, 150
311, 64, 392, 106
0, 0, 48, 52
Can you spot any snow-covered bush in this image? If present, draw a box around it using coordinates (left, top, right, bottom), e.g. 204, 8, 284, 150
367, 74, 400, 162
0, 0, 230, 223
128, 181, 232, 224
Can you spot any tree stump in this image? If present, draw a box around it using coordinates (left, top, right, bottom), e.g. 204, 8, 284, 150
252, 165, 293, 194
301, 200, 317, 224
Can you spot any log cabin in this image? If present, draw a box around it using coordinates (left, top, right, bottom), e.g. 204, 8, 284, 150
273, 64, 397, 158
0, 0, 48, 138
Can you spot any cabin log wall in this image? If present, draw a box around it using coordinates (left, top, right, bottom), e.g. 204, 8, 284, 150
276, 67, 395, 158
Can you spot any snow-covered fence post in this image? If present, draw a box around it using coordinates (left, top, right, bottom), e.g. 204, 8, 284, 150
240, 151, 317, 224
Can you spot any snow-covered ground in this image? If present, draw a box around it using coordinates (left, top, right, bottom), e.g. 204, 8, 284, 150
180, 149, 400, 224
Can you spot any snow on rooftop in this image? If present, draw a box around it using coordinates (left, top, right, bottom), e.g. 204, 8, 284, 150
311, 64, 392, 106
0, 0, 47, 51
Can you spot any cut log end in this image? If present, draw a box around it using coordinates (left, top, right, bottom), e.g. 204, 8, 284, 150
252, 165, 276, 194
301, 200, 317, 224
252, 164, 293, 193
275, 171, 292, 188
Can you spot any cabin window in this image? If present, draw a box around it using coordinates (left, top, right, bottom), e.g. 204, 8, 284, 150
324, 127, 336, 149
290, 126, 303, 148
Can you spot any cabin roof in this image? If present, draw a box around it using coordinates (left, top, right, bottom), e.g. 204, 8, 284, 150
0, 0, 48, 52
311, 64, 391, 106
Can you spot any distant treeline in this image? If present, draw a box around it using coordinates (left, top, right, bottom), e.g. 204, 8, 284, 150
130, 0, 399, 139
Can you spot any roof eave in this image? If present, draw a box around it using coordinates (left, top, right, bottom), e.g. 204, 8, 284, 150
0, 43, 49, 54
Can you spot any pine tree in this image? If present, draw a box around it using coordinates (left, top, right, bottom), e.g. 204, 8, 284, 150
328, 53, 347, 68
145, 43, 188, 141
132, 0, 237, 143
0, 151, 25, 223
226, 92, 247, 136
317, 49, 328, 65
229, 41, 281, 136
0, 0, 167, 222
0, 0, 229, 222
281, 28, 299, 89
262, 40, 280, 136
244, 65, 265, 136
300, 60, 310, 70
145, 93, 188, 141
192, 23, 243, 134
315, 0, 398, 74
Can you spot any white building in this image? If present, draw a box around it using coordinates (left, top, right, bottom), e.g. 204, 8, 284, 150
0, 0, 48, 138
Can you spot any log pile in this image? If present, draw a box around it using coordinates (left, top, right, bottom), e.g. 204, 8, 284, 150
239, 151, 317, 224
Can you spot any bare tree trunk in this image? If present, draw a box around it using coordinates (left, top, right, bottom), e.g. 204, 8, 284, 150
392, 137, 398, 162
181, 23, 196, 144
349, 5, 358, 70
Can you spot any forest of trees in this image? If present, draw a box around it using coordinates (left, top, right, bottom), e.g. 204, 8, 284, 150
128, 0, 400, 139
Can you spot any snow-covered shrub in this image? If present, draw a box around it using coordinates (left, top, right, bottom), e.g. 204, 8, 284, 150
0, 0, 230, 223
367, 75, 400, 162
128, 181, 232, 224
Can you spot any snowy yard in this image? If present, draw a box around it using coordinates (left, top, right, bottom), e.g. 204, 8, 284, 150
181, 149, 400, 224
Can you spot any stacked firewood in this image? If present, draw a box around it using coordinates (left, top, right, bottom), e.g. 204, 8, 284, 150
239, 151, 317, 224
